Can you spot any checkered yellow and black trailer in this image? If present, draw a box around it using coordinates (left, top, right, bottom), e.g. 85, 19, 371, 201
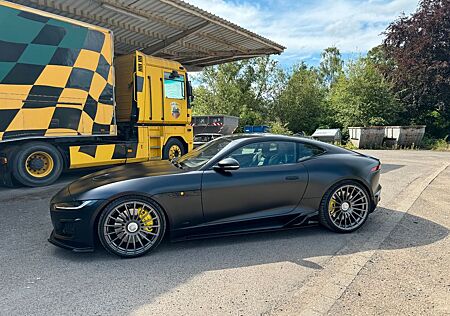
0, 1, 193, 187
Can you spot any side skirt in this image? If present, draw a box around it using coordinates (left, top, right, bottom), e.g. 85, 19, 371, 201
170, 211, 320, 242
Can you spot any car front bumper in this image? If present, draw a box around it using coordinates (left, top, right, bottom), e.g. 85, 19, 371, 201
48, 200, 105, 252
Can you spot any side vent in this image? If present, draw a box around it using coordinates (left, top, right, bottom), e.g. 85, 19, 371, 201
137, 55, 143, 72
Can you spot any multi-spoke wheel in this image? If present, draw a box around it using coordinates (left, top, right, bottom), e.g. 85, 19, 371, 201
319, 181, 371, 233
98, 197, 166, 258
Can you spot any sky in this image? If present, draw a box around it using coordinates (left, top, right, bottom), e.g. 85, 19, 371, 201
188, 0, 419, 67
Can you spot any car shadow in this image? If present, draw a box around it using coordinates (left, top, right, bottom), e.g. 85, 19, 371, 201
381, 163, 405, 174
48, 207, 448, 314
0, 167, 106, 189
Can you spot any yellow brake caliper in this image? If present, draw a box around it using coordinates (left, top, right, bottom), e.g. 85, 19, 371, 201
329, 198, 337, 216
137, 208, 154, 232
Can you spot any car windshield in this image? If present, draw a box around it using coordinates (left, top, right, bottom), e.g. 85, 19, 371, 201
177, 137, 233, 168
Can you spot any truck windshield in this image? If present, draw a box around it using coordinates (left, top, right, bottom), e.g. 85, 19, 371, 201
177, 138, 232, 169
164, 72, 185, 99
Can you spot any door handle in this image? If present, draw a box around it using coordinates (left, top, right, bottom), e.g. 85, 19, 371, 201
285, 176, 299, 180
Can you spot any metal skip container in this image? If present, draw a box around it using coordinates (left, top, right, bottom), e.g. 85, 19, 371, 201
191, 115, 239, 135
384, 125, 426, 148
348, 127, 385, 149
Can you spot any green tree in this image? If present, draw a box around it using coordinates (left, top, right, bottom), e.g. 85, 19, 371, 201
383, 0, 450, 137
329, 57, 401, 128
192, 56, 284, 128
319, 46, 344, 88
273, 63, 326, 134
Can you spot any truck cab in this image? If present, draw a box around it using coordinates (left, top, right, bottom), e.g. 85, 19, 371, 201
114, 52, 194, 162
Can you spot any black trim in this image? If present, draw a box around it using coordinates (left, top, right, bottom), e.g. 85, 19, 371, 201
2, 129, 46, 140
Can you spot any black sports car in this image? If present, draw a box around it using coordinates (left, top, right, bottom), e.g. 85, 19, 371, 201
49, 134, 382, 258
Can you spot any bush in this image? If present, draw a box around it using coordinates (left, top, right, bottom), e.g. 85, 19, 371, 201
269, 120, 293, 135
420, 136, 449, 151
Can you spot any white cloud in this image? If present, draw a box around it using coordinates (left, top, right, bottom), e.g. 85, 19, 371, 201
188, 0, 418, 65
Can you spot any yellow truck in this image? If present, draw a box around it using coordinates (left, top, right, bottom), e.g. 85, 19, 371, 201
0, 0, 194, 187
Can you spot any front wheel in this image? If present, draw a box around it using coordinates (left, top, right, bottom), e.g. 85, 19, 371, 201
319, 181, 371, 233
98, 196, 166, 258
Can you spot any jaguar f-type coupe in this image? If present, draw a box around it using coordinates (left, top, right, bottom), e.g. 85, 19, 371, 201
49, 134, 382, 258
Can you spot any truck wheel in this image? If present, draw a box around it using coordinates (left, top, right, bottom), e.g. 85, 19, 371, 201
12, 142, 63, 187
163, 138, 186, 160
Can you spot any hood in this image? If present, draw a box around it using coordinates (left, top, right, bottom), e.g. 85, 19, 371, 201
68, 160, 185, 199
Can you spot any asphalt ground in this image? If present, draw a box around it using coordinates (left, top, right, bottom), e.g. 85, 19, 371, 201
0, 150, 449, 316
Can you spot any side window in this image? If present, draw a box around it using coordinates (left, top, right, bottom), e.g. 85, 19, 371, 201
298, 143, 325, 161
164, 72, 185, 99
228, 141, 297, 168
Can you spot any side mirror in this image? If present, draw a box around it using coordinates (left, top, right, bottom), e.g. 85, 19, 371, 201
187, 81, 194, 103
214, 158, 240, 171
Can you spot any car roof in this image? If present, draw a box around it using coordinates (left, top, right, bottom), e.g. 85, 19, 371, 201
222, 133, 348, 153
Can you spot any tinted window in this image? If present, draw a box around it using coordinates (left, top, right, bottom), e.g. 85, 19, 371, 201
298, 143, 324, 161
164, 72, 185, 99
228, 141, 297, 168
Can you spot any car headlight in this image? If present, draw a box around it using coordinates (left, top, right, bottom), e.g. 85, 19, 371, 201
53, 200, 95, 210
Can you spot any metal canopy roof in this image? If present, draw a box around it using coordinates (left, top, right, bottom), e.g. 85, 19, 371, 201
11, 0, 285, 70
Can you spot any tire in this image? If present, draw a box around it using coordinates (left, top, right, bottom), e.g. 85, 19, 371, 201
319, 180, 371, 233
162, 138, 186, 160
98, 196, 167, 258
12, 142, 63, 187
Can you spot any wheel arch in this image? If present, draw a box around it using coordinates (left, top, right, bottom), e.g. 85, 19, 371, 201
91, 192, 172, 245
323, 177, 375, 210
164, 136, 188, 153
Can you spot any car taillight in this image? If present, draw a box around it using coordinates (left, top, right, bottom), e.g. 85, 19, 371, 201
371, 164, 381, 172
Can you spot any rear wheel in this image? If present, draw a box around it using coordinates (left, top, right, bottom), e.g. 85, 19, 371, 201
163, 138, 186, 160
12, 142, 63, 187
319, 181, 370, 233
98, 196, 166, 258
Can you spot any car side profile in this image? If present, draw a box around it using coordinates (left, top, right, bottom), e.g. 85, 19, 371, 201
49, 134, 382, 258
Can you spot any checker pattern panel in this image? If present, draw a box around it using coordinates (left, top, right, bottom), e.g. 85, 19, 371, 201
0, 2, 115, 141
69, 143, 139, 169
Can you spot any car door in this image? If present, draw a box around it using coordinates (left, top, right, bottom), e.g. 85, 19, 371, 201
201, 140, 308, 223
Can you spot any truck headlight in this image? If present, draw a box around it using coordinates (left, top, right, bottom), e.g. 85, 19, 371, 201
53, 200, 94, 210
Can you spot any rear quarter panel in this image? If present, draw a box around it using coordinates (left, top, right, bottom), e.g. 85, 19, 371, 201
301, 153, 379, 201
